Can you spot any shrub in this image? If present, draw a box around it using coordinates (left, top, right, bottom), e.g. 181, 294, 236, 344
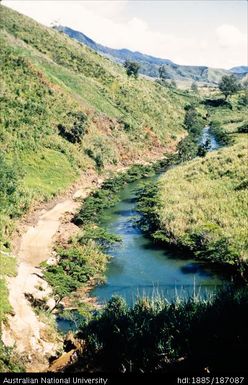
123, 60, 140, 78
210, 120, 233, 145
183, 104, 205, 137
69, 287, 248, 373
58, 112, 87, 144
237, 121, 248, 133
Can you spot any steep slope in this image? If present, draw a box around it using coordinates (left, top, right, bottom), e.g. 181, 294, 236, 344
156, 137, 248, 270
0, 3, 194, 337
0, 4, 192, 246
56, 25, 230, 83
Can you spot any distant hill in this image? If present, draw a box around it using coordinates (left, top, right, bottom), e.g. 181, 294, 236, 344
56, 25, 230, 84
230, 66, 248, 74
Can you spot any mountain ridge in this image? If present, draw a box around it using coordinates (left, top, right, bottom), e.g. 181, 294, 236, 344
55, 25, 246, 84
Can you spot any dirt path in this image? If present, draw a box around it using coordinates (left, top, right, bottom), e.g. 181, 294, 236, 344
1, 158, 165, 371
19, 200, 78, 266
1, 172, 101, 371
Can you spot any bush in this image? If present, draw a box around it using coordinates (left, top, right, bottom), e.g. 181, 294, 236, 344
237, 122, 248, 133
0, 342, 24, 372
58, 112, 87, 144
123, 60, 140, 78
183, 104, 205, 137
74, 163, 164, 226
176, 135, 199, 161
43, 242, 109, 300
210, 120, 233, 145
69, 287, 248, 373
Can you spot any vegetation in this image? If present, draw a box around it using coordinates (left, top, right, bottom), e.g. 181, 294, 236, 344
191, 82, 198, 93
43, 238, 110, 301
175, 103, 207, 161
0, 342, 24, 372
183, 104, 205, 136
123, 60, 140, 78
74, 162, 168, 226
67, 287, 248, 373
0, 253, 16, 324
138, 140, 248, 276
209, 120, 233, 145
237, 121, 248, 133
0, 4, 191, 250
219, 75, 240, 100
158, 65, 170, 80
203, 92, 247, 134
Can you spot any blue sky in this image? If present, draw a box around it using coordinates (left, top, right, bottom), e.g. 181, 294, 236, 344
3, 0, 247, 69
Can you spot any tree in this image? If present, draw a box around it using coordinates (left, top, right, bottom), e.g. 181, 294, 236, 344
124, 60, 140, 78
177, 135, 198, 161
158, 65, 170, 80
219, 75, 240, 100
191, 81, 198, 93
242, 78, 248, 89
171, 80, 177, 88
183, 104, 203, 136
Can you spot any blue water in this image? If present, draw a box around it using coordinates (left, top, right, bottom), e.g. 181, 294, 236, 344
90, 181, 225, 305
90, 129, 225, 305
200, 126, 220, 151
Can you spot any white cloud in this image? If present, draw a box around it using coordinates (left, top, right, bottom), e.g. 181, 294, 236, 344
80, 1, 128, 18
216, 24, 245, 47
2, 1, 247, 69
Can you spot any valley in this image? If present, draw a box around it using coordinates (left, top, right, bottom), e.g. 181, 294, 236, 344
0, 3, 247, 376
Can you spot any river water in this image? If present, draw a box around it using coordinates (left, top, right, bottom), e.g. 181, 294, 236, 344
90, 128, 227, 305
57, 128, 227, 331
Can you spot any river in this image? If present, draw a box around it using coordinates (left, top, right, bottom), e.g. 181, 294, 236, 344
57, 128, 226, 331
90, 127, 227, 304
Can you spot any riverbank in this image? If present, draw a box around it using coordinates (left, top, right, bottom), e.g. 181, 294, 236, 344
1, 170, 102, 371
1, 156, 173, 371
137, 138, 248, 279
66, 286, 248, 373
42, 160, 175, 311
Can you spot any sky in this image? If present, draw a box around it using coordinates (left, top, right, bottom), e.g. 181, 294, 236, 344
2, 0, 248, 69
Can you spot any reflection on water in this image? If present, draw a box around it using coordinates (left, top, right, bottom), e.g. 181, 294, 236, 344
91, 173, 227, 305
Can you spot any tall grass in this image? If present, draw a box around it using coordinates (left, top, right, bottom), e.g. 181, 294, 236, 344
67, 286, 248, 373
153, 139, 248, 274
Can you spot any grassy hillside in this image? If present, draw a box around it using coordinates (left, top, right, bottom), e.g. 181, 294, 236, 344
156, 138, 248, 271
0, 4, 193, 326
0, 5, 192, 246
205, 93, 248, 133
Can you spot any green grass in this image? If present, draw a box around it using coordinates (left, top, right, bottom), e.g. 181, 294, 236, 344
42, 221, 123, 302
206, 92, 248, 133
0, 5, 193, 340
21, 149, 77, 197
0, 341, 24, 372
156, 139, 248, 269
0, 3, 192, 250
0, 253, 16, 324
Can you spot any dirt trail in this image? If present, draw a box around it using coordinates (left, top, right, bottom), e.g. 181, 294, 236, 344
19, 200, 78, 266
2, 173, 100, 371
1, 159, 163, 371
